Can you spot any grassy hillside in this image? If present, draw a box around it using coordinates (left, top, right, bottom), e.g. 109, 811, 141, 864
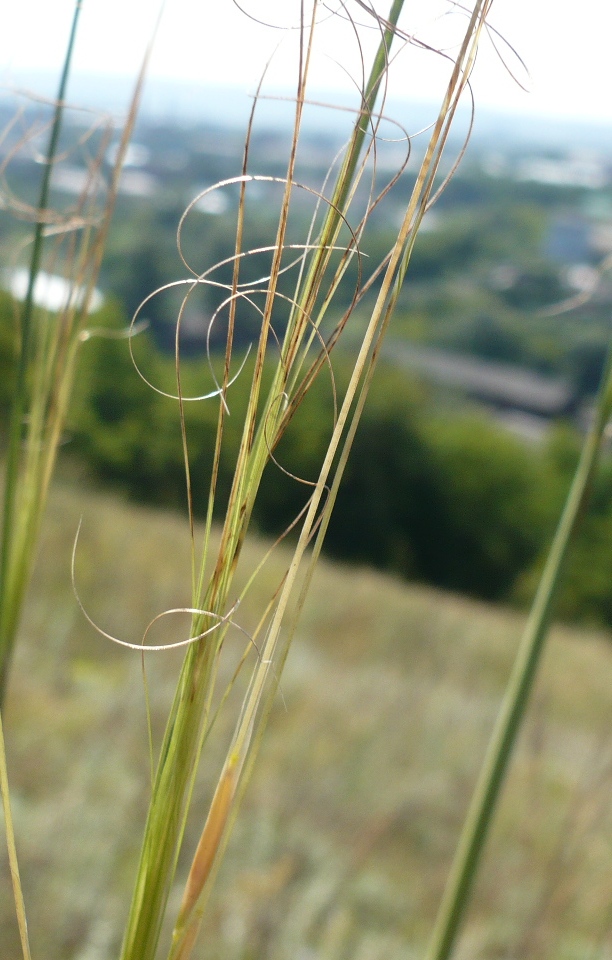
2, 477, 612, 960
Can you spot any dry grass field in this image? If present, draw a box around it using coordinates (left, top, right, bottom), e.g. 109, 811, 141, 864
1, 476, 612, 960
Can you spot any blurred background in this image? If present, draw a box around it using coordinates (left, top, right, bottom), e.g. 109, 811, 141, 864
2, 3, 612, 959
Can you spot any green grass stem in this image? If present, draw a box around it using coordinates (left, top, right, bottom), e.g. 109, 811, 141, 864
0, 708, 32, 960
151, 6, 494, 959
0, 0, 83, 701
118, 6, 416, 958
0, 3, 158, 707
423, 350, 612, 960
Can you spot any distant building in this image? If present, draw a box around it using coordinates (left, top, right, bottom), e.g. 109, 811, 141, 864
386, 342, 575, 419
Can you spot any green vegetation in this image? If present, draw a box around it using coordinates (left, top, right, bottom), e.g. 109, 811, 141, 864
0, 8, 150, 700
2, 478, 612, 960
42, 308, 608, 625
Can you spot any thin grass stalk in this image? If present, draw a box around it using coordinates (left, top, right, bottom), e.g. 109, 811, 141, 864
192, 0, 409, 791
0, 0, 83, 701
208, 0, 407, 602
207, 16, 317, 604
189, 87, 260, 602
166, 7, 492, 957
34, 12, 160, 507
282, 0, 405, 371
118, 7, 414, 958
202, 11, 405, 544
0, 708, 32, 960
0, 7, 158, 708
256, 0, 491, 705
253, 0, 490, 786
118, 17, 319, 957
0, 56, 110, 685
422, 353, 612, 960
3, 182, 104, 652
169, 751, 239, 960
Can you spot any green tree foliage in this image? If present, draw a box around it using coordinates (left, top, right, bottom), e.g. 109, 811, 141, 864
454, 315, 525, 364
53, 307, 612, 626
70, 332, 553, 603
421, 416, 554, 598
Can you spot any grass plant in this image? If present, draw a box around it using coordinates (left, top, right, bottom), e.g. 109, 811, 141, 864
0, 0, 84, 700
117, 4, 499, 958
424, 347, 612, 960
0, 1, 155, 699
0, 708, 31, 960
3, 2, 612, 960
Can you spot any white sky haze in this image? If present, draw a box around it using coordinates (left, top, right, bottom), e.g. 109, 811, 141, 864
1, 1, 610, 125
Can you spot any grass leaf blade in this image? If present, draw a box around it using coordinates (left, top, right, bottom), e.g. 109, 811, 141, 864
0, 710, 32, 960
423, 350, 612, 960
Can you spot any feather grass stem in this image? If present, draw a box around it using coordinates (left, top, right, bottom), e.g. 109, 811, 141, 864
0, 0, 83, 702
163, 8, 496, 958
0, 709, 32, 960
235, 0, 489, 795
423, 350, 612, 960
118, 6, 412, 958
0, 5, 159, 706
118, 17, 319, 953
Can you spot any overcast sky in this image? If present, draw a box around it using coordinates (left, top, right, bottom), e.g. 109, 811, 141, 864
1, 1, 610, 124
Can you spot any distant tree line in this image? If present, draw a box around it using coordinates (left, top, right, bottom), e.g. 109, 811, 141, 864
47, 297, 610, 626
1, 291, 610, 626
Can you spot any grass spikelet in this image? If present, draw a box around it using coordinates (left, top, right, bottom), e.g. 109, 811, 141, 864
169, 752, 239, 960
